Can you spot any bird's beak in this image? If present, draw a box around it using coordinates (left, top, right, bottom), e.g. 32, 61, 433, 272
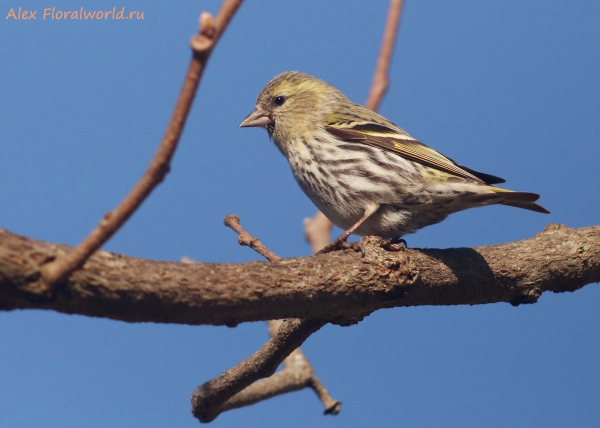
239, 107, 271, 128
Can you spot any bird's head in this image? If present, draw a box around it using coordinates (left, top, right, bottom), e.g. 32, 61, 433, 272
240, 71, 346, 149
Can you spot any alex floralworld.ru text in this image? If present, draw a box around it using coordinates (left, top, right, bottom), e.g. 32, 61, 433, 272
6, 7, 144, 20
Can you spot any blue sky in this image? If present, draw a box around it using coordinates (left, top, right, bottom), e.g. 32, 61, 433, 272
1, 1, 599, 427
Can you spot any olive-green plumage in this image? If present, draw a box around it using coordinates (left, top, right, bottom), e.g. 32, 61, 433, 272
241, 71, 549, 241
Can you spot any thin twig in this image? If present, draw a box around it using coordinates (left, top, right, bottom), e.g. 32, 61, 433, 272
191, 318, 327, 423
40, 0, 244, 286
224, 214, 281, 261
304, 0, 405, 253
364, 0, 404, 111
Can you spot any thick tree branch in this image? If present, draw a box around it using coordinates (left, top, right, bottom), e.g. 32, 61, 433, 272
40, 0, 244, 286
1, 224, 598, 326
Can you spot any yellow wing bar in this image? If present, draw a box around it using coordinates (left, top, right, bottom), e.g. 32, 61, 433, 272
325, 125, 486, 184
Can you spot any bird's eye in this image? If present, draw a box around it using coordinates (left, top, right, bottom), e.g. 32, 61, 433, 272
274, 96, 286, 106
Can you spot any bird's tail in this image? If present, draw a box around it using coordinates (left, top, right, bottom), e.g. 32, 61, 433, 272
490, 187, 550, 214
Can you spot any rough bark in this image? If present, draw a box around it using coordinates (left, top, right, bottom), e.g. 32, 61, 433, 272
1, 224, 598, 326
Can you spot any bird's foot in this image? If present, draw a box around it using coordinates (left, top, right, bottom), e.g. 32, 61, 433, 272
316, 237, 358, 255
317, 236, 406, 256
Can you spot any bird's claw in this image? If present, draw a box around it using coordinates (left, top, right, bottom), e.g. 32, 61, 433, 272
379, 238, 407, 252
390, 237, 408, 247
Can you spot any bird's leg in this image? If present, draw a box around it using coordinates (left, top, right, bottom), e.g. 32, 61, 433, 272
316, 205, 379, 255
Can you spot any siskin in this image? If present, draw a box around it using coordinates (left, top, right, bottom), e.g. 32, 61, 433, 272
240, 71, 549, 253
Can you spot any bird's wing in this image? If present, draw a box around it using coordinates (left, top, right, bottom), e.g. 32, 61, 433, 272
325, 117, 505, 185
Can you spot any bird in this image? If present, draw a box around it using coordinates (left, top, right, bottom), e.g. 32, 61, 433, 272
240, 71, 549, 254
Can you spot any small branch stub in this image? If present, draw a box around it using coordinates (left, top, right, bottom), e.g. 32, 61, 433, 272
191, 12, 216, 53
224, 214, 281, 262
